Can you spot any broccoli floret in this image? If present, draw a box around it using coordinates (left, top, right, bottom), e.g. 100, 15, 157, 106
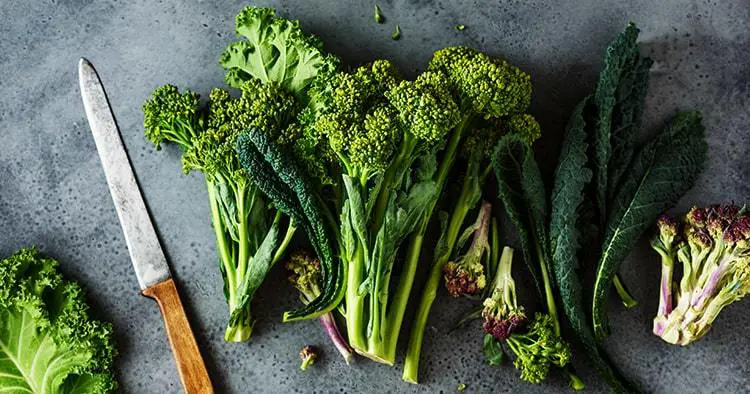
651, 205, 750, 345
443, 202, 491, 297
142, 84, 202, 151
299, 345, 319, 371
0, 248, 117, 393
286, 251, 353, 364
480, 247, 572, 385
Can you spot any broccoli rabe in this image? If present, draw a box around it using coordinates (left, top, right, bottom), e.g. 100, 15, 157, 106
143, 80, 299, 342
482, 247, 572, 385
443, 202, 491, 297
651, 205, 750, 345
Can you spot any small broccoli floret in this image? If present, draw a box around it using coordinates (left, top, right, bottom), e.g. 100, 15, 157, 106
506, 313, 572, 385
651, 205, 750, 345
481, 247, 572, 385
444, 202, 491, 297
299, 345, 319, 371
0, 248, 117, 393
142, 84, 202, 151
286, 251, 353, 364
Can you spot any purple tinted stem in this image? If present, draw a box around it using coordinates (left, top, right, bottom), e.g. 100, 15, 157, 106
319, 312, 353, 364
692, 258, 729, 309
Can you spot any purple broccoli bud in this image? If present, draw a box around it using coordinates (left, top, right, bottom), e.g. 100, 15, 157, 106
299, 345, 318, 371
443, 202, 491, 297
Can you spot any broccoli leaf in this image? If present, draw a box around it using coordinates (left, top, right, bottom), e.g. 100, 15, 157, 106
492, 134, 546, 297
0, 248, 117, 394
220, 6, 339, 99
592, 23, 641, 225
550, 97, 634, 393
237, 127, 344, 321
483, 334, 505, 366
592, 111, 708, 339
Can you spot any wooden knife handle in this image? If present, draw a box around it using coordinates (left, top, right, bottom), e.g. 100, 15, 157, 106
142, 278, 213, 394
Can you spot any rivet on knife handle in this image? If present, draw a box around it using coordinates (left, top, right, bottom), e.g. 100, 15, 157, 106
78, 58, 213, 393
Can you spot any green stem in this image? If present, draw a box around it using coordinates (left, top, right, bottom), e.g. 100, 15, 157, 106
272, 218, 296, 265
207, 180, 236, 303
403, 164, 477, 383
536, 245, 560, 336
236, 184, 250, 284
346, 241, 367, 351
612, 274, 638, 308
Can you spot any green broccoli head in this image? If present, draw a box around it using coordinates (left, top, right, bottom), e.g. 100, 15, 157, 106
0, 248, 117, 393
220, 6, 340, 99
286, 250, 323, 303
386, 70, 460, 145
428, 46, 533, 119
506, 313, 572, 385
142, 84, 202, 151
183, 79, 302, 183
651, 205, 750, 345
309, 60, 403, 178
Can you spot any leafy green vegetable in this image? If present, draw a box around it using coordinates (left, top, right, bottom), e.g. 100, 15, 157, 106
592, 111, 707, 339
219, 6, 339, 99
550, 97, 633, 392
483, 334, 505, 366
0, 248, 117, 393
592, 23, 640, 223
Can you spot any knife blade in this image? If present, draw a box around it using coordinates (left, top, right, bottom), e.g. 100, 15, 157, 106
79, 58, 212, 393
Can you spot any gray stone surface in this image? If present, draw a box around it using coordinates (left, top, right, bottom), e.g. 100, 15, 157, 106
0, 0, 748, 392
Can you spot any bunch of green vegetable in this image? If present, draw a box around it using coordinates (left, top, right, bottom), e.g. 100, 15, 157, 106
142, 6, 341, 341
237, 41, 538, 365
651, 205, 749, 345
0, 247, 117, 393
493, 23, 707, 391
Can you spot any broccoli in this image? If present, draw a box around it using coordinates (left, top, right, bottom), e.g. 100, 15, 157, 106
299, 345, 319, 371
0, 247, 117, 393
443, 202, 492, 297
651, 205, 750, 345
403, 48, 538, 382
142, 80, 299, 342
286, 251, 353, 363
481, 247, 572, 385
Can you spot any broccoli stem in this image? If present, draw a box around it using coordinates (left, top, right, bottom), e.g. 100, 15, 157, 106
535, 244, 561, 336
346, 240, 367, 351
612, 275, 638, 308
403, 156, 483, 383
320, 311, 354, 364
656, 250, 675, 318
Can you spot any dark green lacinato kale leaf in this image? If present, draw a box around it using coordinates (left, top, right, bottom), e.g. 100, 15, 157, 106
236, 128, 344, 321
0, 248, 117, 393
550, 97, 634, 393
592, 23, 641, 225
607, 56, 653, 201
592, 111, 708, 339
483, 334, 506, 366
492, 134, 546, 297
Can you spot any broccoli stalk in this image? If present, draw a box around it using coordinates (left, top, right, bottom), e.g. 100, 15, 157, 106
651, 205, 750, 345
286, 251, 353, 363
143, 81, 299, 342
443, 201, 492, 298
481, 247, 573, 385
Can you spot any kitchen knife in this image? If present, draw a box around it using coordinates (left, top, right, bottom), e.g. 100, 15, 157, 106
78, 58, 213, 394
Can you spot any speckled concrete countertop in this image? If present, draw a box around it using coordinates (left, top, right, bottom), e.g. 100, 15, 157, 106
1, 0, 748, 392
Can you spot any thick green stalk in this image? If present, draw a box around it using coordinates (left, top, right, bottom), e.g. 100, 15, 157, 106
536, 244, 561, 336
346, 241, 367, 351
272, 218, 296, 265
381, 116, 471, 365
207, 180, 236, 301
402, 160, 477, 383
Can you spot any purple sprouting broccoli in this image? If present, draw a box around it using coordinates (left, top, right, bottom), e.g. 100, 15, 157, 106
481, 247, 572, 384
287, 251, 353, 363
299, 345, 318, 371
443, 202, 491, 297
651, 205, 750, 345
